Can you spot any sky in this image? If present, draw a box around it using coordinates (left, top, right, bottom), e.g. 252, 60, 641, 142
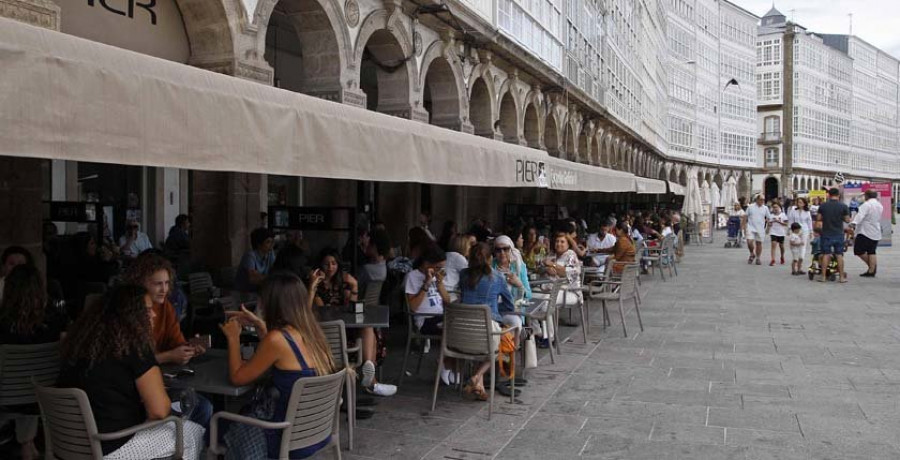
736, 0, 900, 59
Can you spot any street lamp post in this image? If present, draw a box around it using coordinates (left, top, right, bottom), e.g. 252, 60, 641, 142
713, 77, 741, 245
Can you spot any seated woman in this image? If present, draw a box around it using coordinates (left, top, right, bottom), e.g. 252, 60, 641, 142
57, 285, 205, 460
521, 225, 546, 270
1, 264, 69, 460
221, 272, 337, 459
404, 243, 455, 384
313, 249, 395, 397
541, 232, 583, 306
607, 221, 637, 274
444, 234, 475, 300
491, 235, 531, 301
458, 243, 518, 400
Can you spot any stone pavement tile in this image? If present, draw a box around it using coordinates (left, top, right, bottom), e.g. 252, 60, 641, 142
374, 395, 485, 421
666, 443, 751, 460
796, 414, 899, 445
540, 398, 590, 416
535, 352, 591, 373
614, 387, 717, 407
709, 382, 792, 399
807, 439, 900, 460
581, 440, 676, 460
628, 376, 710, 392
439, 412, 531, 455
734, 342, 778, 354
420, 443, 495, 460
669, 366, 735, 383
734, 368, 797, 386
498, 426, 592, 458
724, 427, 806, 450
649, 422, 725, 445
580, 415, 654, 439
348, 427, 442, 459
580, 400, 707, 425
551, 373, 625, 401
648, 355, 727, 371
706, 407, 800, 432
744, 446, 811, 460
741, 395, 866, 419
355, 409, 462, 441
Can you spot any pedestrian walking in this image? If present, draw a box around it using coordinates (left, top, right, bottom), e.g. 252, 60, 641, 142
745, 195, 771, 265
850, 189, 883, 277
816, 188, 850, 283
767, 204, 788, 266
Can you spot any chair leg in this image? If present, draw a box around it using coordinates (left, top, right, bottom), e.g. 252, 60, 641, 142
431, 350, 445, 412
618, 299, 628, 338
416, 343, 426, 376
347, 376, 355, 451
488, 359, 495, 420
399, 333, 413, 386
579, 302, 588, 344
334, 441, 342, 460
545, 318, 556, 364
634, 297, 644, 332
554, 305, 563, 355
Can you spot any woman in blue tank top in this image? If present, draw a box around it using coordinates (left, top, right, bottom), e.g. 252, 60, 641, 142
220, 271, 337, 459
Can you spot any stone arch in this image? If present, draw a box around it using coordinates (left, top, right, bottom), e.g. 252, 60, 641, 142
498, 90, 520, 144
544, 113, 560, 157
658, 165, 668, 181
714, 172, 724, 188
523, 101, 541, 149
469, 76, 496, 138
792, 176, 799, 191
420, 42, 467, 131
254, 0, 349, 93
354, 10, 418, 115
813, 178, 820, 190
669, 166, 679, 183
679, 168, 688, 186
180, 0, 239, 65
738, 174, 751, 200
591, 129, 603, 165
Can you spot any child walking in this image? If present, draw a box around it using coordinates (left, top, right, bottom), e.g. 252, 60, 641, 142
768, 204, 788, 266
789, 222, 805, 275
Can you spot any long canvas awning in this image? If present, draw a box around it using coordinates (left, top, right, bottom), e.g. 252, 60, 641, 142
668, 182, 686, 196
636, 177, 667, 194
0, 18, 648, 193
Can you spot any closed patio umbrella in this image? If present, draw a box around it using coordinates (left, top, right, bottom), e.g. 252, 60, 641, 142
711, 182, 721, 208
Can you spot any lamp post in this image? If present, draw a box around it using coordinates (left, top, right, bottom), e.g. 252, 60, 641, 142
712, 77, 741, 244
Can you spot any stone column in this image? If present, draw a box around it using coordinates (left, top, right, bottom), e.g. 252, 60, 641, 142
0, 1, 59, 272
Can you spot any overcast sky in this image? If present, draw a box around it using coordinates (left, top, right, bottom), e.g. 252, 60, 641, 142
737, 0, 900, 58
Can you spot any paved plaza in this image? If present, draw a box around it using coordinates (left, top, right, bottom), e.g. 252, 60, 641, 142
332, 231, 900, 460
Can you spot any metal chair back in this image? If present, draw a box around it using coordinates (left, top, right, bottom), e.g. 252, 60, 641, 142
35, 385, 105, 459
362, 281, 383, 308
443, 303, 493, 357
278, 369, 347, 459
0, 342, 60, 406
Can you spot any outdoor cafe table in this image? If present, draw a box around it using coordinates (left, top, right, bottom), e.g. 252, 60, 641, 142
163, 349, 252, 398
316, 304, 390, 329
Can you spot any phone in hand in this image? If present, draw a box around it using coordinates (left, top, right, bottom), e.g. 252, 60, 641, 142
189, 335, 212, 349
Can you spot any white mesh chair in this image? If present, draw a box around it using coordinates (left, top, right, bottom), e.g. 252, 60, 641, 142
0, 342, 61, 455
589, 264, 643, 337
35, 385, 184, 460
431, 303, 518, 420
525, 280, 563, 364
319, 321, 356, 451
208, 369, 347, 460
362, 281, 383, 308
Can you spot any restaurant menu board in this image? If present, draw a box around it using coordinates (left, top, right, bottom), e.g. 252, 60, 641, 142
862, 183, 893, 247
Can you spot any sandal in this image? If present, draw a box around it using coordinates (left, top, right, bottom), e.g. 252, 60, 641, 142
464, 381, 489, 401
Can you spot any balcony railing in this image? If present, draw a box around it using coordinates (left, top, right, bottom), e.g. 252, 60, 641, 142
759, 131, 782, 143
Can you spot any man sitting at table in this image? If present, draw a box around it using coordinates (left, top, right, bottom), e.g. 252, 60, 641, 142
124, 252, 212, 427
586, 220, 617, 268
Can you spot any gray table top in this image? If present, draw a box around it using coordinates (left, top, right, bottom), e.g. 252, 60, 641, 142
316, 304, 390, 329
163, 349, 253, 398
516, 298, 548, 316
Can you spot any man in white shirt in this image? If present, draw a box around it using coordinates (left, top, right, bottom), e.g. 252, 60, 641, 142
586, 221, 617, 267
745, 195, 771, 265
851, 190, 883, 277
118, 222, 153, 258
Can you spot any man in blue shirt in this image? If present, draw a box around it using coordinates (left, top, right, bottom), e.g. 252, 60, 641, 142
816, 188, 850, 283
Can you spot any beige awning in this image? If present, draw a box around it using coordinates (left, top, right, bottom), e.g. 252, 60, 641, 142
636, 177, 667, 194
0, 18, 640, 193
668, 182, 686, 196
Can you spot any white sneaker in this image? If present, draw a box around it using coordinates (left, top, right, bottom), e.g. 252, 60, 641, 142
367, 382, 397, 397
440, 369, 458, 386
423, 339, 431, 354
361, 360, 375, 389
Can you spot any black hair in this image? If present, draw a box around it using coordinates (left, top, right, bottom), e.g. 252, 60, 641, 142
371, 229, 392, 258
175, 214, 190, 226
1, 246, 34, 268
250, 227, 274, 250
414, 242, 446, 268
790, 222, 802, 231
864, 189, 878, 200
828, 188, 840, 197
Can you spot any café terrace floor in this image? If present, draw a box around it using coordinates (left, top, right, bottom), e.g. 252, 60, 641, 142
325, 232, 900, 460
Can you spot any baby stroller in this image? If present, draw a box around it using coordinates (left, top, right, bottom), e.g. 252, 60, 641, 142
807, 255, 838, 281
724, 216, 744, 248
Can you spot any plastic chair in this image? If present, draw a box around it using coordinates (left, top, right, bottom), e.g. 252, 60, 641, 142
589, 264, 643, 337
398, 296, 442, 386
642, 240, 667, 281
319, 321, 356, 451
362, 281, 383, 308
35, 385, 184, 460
208, 369, 346, 460
555, 265, 589, 351
430, 304, 518, 420
0, 342, 61, 454
525, 280, 563, 364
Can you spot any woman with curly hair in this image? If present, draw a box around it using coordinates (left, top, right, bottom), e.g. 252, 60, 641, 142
57, 285, 205, 459
1, 264, 68, 460
220, 272, 338, 459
